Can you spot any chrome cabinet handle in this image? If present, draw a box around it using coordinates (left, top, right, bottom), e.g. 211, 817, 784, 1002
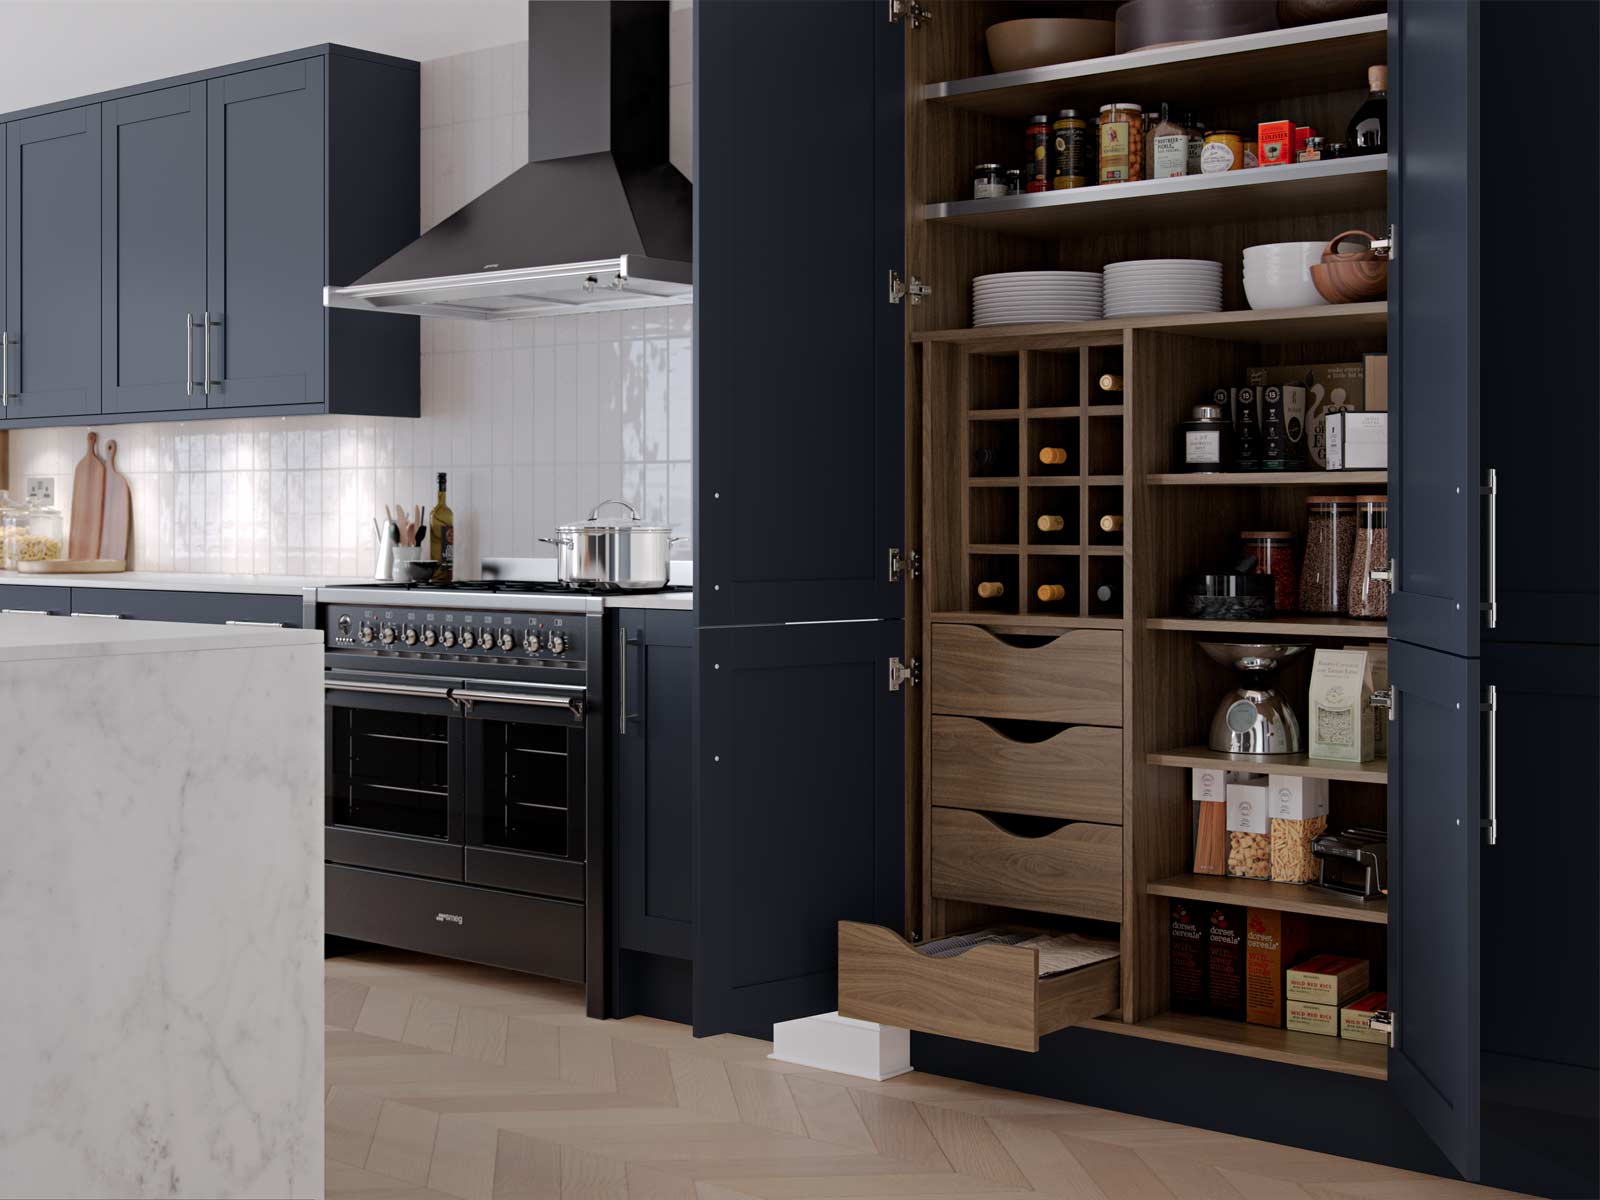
1484, 684, 1498, 845
450, 687, 585, 719
225, 619, 286, 627
323, 678, 452, 701
1, 607, 55, 615
618, 625, 629, 736
1483, 467, 1498, 629
70, 611, 123, 619
202, 310, 220, 395
1, 331, 15, 407
185, 312, 195, 397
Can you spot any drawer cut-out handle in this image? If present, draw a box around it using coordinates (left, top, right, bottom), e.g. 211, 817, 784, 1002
973, 811, 1074, 839
965, 716, 1096, 745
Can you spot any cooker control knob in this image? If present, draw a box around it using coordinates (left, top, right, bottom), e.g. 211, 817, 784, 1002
402, 624, 418, 646
522, 629, 541, 653
379, 623, 397, 645
498, 628, 516, 652
337, 614, 353, 638
548, 631, 568, 654
460, 628, 476, 649
440, 627, 457, 648
420, 625, 437, 647
358, 620, 376, 644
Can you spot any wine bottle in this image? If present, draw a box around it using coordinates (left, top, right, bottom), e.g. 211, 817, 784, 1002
1037, 514, 1066, 532
976, 581, 1005, 599
1036, 584, 1068, 603
1098, 373, 1124, 393
1099, 514, 1124, 533
1094, 583, 1117, 605
1038, 446, 1069, 466
1346, 65, 1387, 155
972, 446, 997, 472
428, 472, 455, 583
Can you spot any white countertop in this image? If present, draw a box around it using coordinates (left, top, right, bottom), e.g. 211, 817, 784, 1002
0, 570, 366, 595
605, 590, 694, 610
0, 612, 321, 663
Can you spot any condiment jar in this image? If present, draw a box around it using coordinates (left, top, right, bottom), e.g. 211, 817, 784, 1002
972, 163, 1006, 200
1183, 112, 1206, 174
1148, 103, 1188, 179
1050, 109, 1089, 190
1201, 130, 1243, 173
1346, 495, 1390, 619
1025, 114, 1050, 192
1174, 404, 1232, 472
1299, 496, 1356, 613
1097, 103, 1144, 184
1241, 531, 1297, 614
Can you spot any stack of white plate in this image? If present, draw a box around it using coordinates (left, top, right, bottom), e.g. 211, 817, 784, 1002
1102, 259, 1224, 318
972, 271, 1103, 327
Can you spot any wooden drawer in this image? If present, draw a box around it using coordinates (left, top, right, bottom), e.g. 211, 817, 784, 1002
930, 807, 1122, 923
931, 624, 1122, 726
837, 921, 1118, 1052
931, 715, 1121, 824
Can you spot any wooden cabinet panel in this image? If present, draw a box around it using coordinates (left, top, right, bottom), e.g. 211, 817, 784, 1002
837, 920, 1118, 1052
931, 624, 1122, 725
931, 715, 1121, 824
930, 807, 1122, 922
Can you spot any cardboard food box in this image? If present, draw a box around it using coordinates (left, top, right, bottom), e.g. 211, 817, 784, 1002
1246, 908, 1310, 1027
1286, 999, 1339, 1037
1341, 991, 1391, 1044
1257, 119, 1293, 166
1170, 900, 1208, 1014
1325, 411, 1388, 469
1232, 385, 1261, 470
1207, 904, 1248, 1021
1245, 363, 1366, 467
1363, 353, 1388, 411
1287, 954, 1371, 1006
1309, 648, 1377, 762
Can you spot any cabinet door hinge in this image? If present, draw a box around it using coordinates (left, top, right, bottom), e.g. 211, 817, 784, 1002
1369, 556, 1396, 591
888, 656, 921, 691
888, 269, 931, 306
1370, 223, 1396, 262
1371, 686, 1396, 723
888, 547, 921, 583
887, 0, 930, 28
1369, 1009, 1395, 1046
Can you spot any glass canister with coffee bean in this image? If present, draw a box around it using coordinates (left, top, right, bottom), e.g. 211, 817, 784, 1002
1346, 496, 1390, 618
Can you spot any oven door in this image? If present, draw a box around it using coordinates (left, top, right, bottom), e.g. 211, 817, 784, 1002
325, 670, 465, 881
458, 681, 588, 901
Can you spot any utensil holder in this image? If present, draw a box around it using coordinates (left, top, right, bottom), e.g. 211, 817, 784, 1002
391, 546, 421, 582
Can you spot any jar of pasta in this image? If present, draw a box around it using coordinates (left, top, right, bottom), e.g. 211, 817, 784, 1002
8, 501, 64, 567
1097, 103, 1144, 184
0, 492, 27, 570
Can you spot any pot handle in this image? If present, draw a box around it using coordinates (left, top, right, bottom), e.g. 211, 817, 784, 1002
1323, 229, 1375, 260
588, 498, 640, 522
538, 535, 572, 547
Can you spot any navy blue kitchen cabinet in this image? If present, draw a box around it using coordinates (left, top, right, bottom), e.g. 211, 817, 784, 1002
63, 587, 305, 627
5, 105, 102, 422
3, 45, 419, 429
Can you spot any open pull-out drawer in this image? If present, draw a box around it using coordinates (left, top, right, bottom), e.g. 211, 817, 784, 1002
930, 807, 1122, 923
931, 624, 1122, 726
837, 921, 1119, 1052
931, 716, 1122, 824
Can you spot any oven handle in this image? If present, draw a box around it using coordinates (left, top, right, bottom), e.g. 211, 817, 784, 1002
323, 678, 455, 702
449, 687, 585, 720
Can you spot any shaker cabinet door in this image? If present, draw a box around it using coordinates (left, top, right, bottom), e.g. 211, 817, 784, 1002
4, 105, 101, 421
206, 59, 325, 410
101, 83, 208, 414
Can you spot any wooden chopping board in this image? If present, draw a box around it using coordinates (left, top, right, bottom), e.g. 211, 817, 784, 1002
99, 438, 131, 562
68, 431, 106, 560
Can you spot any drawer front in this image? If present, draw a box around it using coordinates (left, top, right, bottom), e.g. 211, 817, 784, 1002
931, 625, 1122, 725
0, 584, 70, 614
930, 807, 1122, 923
931, 716, 1122, 824
837, 921, 1118, 1052
67, 587, 303, 627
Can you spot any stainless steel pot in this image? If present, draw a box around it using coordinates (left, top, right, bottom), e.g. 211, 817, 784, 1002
541, 499, 675, 590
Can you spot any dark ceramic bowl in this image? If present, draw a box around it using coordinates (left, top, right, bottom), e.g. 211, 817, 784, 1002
404, 560, 439, 583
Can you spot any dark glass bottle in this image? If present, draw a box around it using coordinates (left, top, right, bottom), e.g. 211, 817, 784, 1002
1347, 65, 1387, 155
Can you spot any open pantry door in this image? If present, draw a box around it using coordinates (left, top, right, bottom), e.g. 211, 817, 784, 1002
1386, 0, 1481, 658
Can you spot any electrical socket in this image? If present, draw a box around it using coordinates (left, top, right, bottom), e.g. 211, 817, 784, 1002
25, 477, 53, 506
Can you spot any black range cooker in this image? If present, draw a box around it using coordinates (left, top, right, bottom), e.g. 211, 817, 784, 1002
318, 579, 633, 1016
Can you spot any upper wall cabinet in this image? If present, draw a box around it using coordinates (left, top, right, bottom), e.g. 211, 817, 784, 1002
3, 45, 419, 429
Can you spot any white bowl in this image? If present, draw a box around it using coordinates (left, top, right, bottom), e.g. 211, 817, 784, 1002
1242, 242, 1329, 308
1242, 241, 1324, 266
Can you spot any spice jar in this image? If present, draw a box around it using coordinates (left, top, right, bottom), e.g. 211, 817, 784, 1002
1148, 103, 1188, 179
1346, 495, 1390, 618
1299, 496, 1356, 613
1175, 404, 1233, 472
1097, 103, 1143, 184
1241, 531, 1297, 614
1184, 112, 1206, 174
1242, 139, 1259, 168
1005, 168, 1023, 195
972, 163, 1006, 200
1200, 130, 1243, 173
1050, 109, 1089, 189
1024, 113, 1050, 192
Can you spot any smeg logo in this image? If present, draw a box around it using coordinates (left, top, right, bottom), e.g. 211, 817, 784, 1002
435, 912, 464, 926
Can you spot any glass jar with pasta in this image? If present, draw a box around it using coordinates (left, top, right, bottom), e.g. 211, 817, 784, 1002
4, 501, 65, 568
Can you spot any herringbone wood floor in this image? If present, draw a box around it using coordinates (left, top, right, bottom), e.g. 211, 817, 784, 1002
326, 952, 1522, 1200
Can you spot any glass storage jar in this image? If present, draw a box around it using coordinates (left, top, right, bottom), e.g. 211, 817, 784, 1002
0, 492, 28, 570
1299, 496, 1356, 613
1240, 531, 1297, 614
7, 501, 65, 567
1097, 103, 1144, 184
1346, 495, 1390, 618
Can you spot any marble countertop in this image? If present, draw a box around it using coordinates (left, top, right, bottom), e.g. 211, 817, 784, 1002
0, 612, 321, 663
0, 570, 366, 595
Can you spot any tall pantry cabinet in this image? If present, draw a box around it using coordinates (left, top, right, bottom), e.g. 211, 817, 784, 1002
692, 1, 1597, 1195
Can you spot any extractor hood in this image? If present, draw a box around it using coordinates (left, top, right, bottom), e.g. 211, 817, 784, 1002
324, 1, 691, 321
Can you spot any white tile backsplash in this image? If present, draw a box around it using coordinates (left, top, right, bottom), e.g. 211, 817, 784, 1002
5, 32, 694, 580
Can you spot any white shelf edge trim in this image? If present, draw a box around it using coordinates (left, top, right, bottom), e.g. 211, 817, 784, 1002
770, 1011, 914, 1081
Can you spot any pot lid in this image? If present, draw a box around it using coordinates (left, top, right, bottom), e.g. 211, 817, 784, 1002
558, 498, 672, 533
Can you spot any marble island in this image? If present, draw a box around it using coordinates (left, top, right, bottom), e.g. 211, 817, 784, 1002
0, 614, 324, 1199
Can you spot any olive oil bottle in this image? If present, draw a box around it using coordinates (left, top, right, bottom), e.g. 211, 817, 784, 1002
428, 472, 455, 582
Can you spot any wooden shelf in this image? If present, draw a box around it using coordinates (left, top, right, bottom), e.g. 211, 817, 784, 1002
925, 15, 1387, 120
932, 611, 1126, 631
1149, 746, 1388, 785
925, 156, 1386, 239
969, 407, 1021, 420
969, 476, 1023, 487
1148, 616, 1387, 639
1087, 1013, 1387, 1080
1146, 873, 1387, 925
1148, 471, 1387, 486
914, 303, 1387, 347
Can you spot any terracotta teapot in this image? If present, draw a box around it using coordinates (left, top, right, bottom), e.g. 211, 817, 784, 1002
1310, 229, 1388, 304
